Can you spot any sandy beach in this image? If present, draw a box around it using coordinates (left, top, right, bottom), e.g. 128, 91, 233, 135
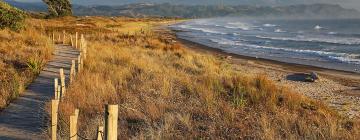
165, 28, 360, 119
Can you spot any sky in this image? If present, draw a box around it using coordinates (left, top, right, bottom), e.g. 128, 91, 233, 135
14, 0, 360, 10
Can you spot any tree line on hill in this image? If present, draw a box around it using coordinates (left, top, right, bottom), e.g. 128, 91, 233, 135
1, 0, 72, 31
77, 3, 358, 18
3, 0, 360, 19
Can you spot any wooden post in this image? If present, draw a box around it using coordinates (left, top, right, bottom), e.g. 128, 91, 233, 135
70, 109, 80, 140
80, 34, 84, 51
57, 86, 61, 99
104, 105, 118, 140
77, 55, 81, 72
70, 60, 75, 83
52, 32, 55, 43
51, 99, 59, 140
54, 78, 58, 100
97, 126, 104, 140
58, 34, 61, 43
81, 35, 87, 60
73, 60, 77, 76
80, 57, 84, 71
70, 35, 74, 47
63, 30, 66, 44
61, 76, 66, 97
59, 68, 66, 97
75, 32, 78, 49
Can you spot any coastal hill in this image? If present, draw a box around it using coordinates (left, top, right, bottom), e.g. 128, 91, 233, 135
5, 0, 360, 18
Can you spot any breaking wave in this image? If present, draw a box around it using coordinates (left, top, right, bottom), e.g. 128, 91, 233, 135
255, 35, 360, 45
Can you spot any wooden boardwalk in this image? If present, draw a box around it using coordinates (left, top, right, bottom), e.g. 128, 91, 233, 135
0, 45, 79, 140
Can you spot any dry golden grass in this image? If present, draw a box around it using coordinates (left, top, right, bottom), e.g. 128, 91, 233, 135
0, 19, 53, 109
35, 16, 359, 139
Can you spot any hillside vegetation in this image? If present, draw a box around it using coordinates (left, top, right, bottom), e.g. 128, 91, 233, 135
33, 17, 360, 139
0, 1, 25, 31
0, 28, 52, 109
5, 0, 360, 18
0, 2, 53, 110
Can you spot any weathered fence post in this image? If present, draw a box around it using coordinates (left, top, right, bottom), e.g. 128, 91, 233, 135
71, 35, 74, 47
57, 86, 61, 99
63, 30, 66, 44
80, 34, 84, 51
80, 57, 84, 72
52, 32, 55, 43
81, 34, 87, 60
97, 126, 104, 140
77, 55, 82, 72
70, 60, 75, 83
59, 68, 66, 97
104, 105, 118, 140
70, 109, 80, 140
51, 99, 59, 140
58, 34, 61, 43
75, 32, 78, 49
54, 78, 58, 100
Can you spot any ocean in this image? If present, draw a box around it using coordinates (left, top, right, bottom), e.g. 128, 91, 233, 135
171, 18, 360, 73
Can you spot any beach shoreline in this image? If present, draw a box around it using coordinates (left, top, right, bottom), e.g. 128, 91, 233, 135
176, 36, 360, 86
163, 26, 360, 118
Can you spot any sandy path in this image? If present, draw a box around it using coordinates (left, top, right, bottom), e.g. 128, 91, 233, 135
0, 45, 79, 140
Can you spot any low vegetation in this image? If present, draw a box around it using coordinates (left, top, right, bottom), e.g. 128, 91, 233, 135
0, 24, 53, 110
35, 17, 360, 139
0, 1, 25, 31
0, 3, 53, 109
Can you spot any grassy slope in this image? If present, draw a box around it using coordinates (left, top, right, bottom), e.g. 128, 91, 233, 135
37, 17, 360, 139
0, 1, 25, 31
0, 3, 53, 109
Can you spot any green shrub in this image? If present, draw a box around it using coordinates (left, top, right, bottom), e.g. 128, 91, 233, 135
43, 0, 72, 18
27, 57, 44, 75
0, 2, 25, 31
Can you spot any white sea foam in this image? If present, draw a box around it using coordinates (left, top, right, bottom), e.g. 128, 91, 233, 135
328, 32, 338, 35
328, 55, 360, 65
177, 24, 191, 29
235, 43, 360, 64
225, 22, 253, 30
210, 38, 239, 46
314, 25, 324, 30
297, 31, 304, 34
177, 25, 227, 35
263, 24, 277, 27
274, 29, 286, 33
255, 35, 360, 45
